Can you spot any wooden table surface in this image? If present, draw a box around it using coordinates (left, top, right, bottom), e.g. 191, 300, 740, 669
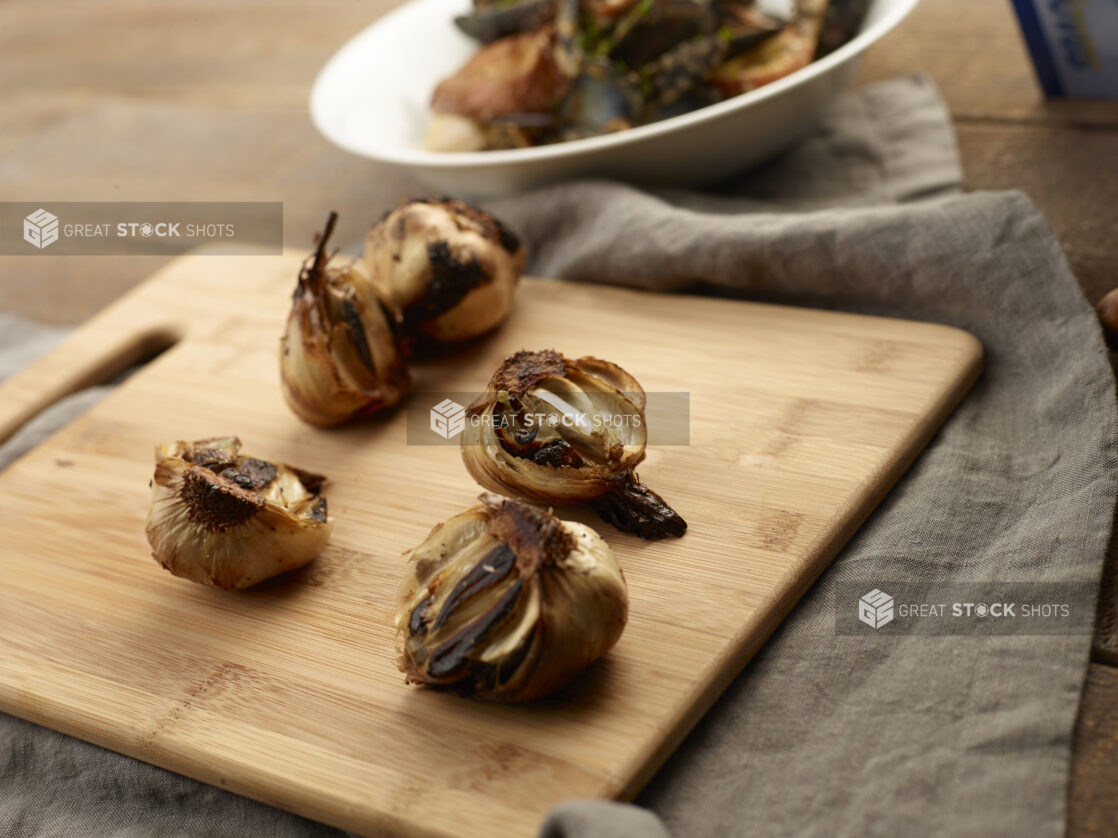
1, 0, 1116, 832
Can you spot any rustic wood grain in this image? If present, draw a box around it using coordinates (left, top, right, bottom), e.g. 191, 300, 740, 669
0, 0, 419, 324
1070, 664, 1118, 836
0, 0, 1116, 832
0, 252, 981, 837
856, 0, 1118, 306
3, 0, 1117, 321
952, 123, 1118, 306
1092, 354, 1118, 667
855, 0, 1118, 128
1095, 543, 1118, 668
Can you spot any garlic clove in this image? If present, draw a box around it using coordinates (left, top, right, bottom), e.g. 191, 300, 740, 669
281, 212, 410, 427
145, 437, 332, 591
363, 198, 525, 345
461, 349, 686, 540
395, 493, 627, 701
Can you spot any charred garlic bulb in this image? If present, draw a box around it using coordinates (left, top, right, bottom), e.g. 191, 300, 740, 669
461, 350, 686, 540
363, 198, 525, 344
396, 494, 627, 701
281, 212, 410, 427
145, 437, 331, 590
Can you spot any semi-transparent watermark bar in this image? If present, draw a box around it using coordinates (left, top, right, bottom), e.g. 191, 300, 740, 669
1, 202, 283, 255
834, 580, 1096, 636
408, 391, 690, 446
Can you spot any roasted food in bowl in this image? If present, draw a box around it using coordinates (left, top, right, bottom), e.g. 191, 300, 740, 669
309, 0, 919, 195
427, 0, 870, 150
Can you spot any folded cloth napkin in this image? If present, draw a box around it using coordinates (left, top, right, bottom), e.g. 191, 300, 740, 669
1, 75, 1114, 838
494, 75, 1117, 838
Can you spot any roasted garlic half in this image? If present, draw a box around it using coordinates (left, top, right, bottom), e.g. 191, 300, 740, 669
281, 212, 410, 427
145, 437, 331, 590
461, 350, 686, 540
363, 197, 525, 345
396, 494, 627, 701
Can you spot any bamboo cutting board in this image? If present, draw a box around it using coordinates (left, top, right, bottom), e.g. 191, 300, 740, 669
0, 253, 981, 837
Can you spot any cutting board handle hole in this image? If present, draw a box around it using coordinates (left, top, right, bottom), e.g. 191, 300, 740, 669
107, 328, 181, 384
0, 326, 182, 450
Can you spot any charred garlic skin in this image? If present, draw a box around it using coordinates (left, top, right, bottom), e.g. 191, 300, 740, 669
363, 198, 525, 345
145, 437, 332, 591
280, 212, 410, 427
396, 494, 627, 701
461, 349, 686, 540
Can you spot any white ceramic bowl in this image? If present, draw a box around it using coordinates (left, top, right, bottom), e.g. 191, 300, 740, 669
310, 0, 919, 197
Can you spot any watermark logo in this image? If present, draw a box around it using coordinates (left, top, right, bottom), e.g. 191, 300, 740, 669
858, 588, 895, 629
406, 391, 691, 446
23, 208, 59, 249
430, 398, 466, 440
2, 202, 282, 255
836, 581, 1090, 636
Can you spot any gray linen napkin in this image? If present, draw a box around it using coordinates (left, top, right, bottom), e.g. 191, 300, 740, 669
496, 76, 1117, 838
1, 75, 1114, 838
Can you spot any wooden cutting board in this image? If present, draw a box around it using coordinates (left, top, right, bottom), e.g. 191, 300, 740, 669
0, 253, 981, 838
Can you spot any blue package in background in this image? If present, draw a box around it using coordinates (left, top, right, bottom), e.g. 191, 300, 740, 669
1012, 0, 1118, 98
